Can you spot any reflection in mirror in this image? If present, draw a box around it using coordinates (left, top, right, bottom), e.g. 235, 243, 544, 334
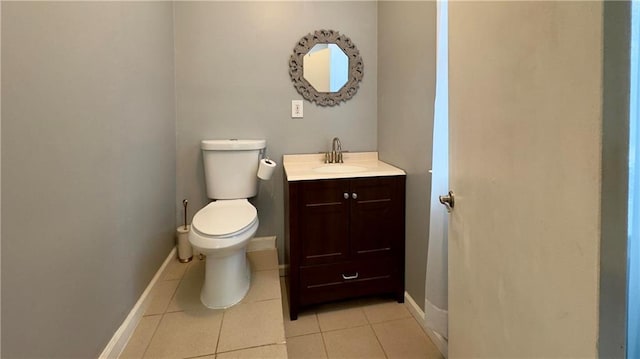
303, 44, 349, 93
289, 29, 363, 106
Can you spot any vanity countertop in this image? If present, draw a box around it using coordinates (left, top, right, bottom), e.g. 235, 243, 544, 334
283, 152, 406, 181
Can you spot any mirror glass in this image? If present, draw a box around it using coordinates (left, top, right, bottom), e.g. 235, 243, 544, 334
303, 44, 349, 93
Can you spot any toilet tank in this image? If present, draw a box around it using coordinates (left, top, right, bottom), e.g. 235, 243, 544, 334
201, 139, 266, 199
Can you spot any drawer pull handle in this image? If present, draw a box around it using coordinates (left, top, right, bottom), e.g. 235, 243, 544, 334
344, 192, 349, 199
342, 272, 359, 280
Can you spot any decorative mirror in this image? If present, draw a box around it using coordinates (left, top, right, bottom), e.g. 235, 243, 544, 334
289, 30, 364, 106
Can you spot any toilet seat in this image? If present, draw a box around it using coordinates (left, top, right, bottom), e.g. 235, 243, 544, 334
190, 199, 259, 251
193, 199, 257, 236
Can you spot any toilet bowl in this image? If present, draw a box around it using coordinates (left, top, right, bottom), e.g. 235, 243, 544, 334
189, 199, 259, 309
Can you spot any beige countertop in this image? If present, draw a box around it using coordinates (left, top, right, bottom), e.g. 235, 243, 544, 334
283, 152, 406, 181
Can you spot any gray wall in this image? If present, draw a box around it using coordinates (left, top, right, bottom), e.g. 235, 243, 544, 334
599, 1, 630, 356
174, 1, 378, 260
1, 2, 176, 358
377, 1, 437, 310
1, 3, 3, 356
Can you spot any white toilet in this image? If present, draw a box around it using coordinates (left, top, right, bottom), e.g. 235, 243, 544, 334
189, 139, 266, 309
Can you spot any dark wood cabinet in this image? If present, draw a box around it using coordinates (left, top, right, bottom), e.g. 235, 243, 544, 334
284, 175, 406, 320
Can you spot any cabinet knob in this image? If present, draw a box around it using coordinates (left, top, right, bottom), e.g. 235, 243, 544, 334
351, 193, 358, 200
343, 192, 349, 199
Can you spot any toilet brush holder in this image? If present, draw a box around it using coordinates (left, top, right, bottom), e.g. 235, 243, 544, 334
176, 225, 193, 263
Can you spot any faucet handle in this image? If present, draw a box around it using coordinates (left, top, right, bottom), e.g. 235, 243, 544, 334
318, 151, 331, 163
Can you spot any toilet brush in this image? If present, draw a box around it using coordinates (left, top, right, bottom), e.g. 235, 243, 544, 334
183, 199, 188, 230
176, 199, 193, 263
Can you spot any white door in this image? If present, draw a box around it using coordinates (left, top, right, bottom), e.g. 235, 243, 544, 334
447, 2, 603, 357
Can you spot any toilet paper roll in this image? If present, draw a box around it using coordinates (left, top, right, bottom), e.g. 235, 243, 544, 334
257, 158, 277, 180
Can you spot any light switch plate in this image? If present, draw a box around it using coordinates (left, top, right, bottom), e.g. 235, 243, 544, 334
292, 100, 303, 118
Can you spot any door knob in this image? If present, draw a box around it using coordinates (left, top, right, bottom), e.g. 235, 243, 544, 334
352, 193, 358, 200
344, 193, 349, 199
439, 191, 455, 213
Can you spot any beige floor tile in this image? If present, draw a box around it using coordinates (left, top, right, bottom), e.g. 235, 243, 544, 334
183, 257, 206, 281
362, 300, 411, 324
162, 257, 190, 281
372, 318, 444, 359
144, 308, 223, 358
166, 277, 207, 312
316, 304, 368, 332
247, 249, 279, 271
280, 278, 320, 338
120, 315, 161, 359
286, 333, 327, 359
217, 344, 287, 359
314, 298, 362, 311
322, 325, 385, 359
217, 299, 285, 353
145, 280, 180, 315
242, 269, 281, 304
285, 311, 320, 338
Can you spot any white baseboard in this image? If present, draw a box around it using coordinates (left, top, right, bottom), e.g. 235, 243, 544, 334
247, 236, 276, 252
403, 291, 448, 358
99, 247, 177, 359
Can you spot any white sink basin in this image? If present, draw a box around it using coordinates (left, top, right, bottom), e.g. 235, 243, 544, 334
313, 164, 368, 174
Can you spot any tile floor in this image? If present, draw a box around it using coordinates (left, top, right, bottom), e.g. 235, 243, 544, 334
281, 278, 444, 359
120, 248, 444, 359
120, 249, 286, 359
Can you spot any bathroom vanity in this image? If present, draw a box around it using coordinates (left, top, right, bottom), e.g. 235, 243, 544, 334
283, 152, 406, 320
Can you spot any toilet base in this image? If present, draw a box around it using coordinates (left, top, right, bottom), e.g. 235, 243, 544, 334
200, 249, 251, 309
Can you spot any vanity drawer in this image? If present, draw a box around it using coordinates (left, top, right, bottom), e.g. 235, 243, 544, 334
299, 258, 398, 305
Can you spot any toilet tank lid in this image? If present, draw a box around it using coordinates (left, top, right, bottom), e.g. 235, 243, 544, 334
201, 139, 266, 151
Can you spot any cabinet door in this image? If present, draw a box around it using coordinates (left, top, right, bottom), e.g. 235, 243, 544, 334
349, 176, 405, 260
298, 179, 350, 265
